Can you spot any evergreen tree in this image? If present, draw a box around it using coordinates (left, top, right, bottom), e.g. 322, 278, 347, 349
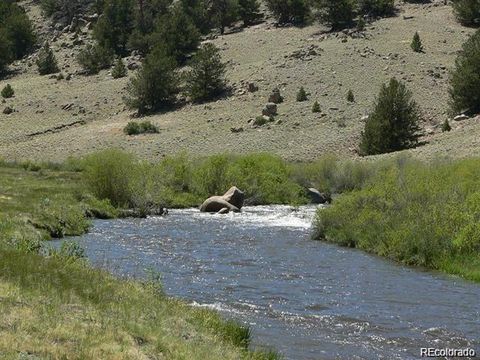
180, 0, 211, 34
347, 89, 355, 102
442, 119, 452, 132
238, 0, 261, 26
266, 0, 310, 25
1, 84, 14, 99
151, 5, 200, 63
312, 101, 321, 113
94, 0, 135, 55
124, 46, 179, 114
296, 86, 307, 101
77, 44, 113, 75
411, 32, 423, 52
0, 29, 13, 75
358, 0, 395, 17
452, 0, 480, 27
36, 43, 59, 75
112, 57, 127, 78
211, 0, 239, 34
360, 78, 421, 155
449, 29, 480, 115
315, 0, 356, 30
185, 43, 227, 102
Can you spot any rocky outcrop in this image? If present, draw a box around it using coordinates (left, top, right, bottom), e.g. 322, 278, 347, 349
307, 188, 331, 204
200, 186, 245, 213
268, 88, 283, 104
262, 103, 277, 117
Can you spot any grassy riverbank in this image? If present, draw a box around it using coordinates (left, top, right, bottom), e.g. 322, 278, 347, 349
0, 165, 278, 359
313, 157, 480, 283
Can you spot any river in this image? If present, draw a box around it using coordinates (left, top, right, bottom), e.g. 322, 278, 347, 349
57, 205, 480, 359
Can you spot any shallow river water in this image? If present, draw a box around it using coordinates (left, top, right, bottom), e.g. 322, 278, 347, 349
59, 206, 480, 359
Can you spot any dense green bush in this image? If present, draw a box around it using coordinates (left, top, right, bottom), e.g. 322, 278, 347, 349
210, 0, 239, 34
360, 78, 421, 155
266, 0, 310, 25
452, 0, 480, 27
77, 44, 113, 74
312, 101, 321, 113
123, 120, 159, 135
185, 43, 227, 103
346, 89, 355, 102
1, 84, 14, 98
36, 43, 59, 75
0, 30, 13, 75
313, 157, 480, 281
449, 29, 480, 115
124, 46, 179, 114
315, 0, 356, 30
296, 87, 307, 101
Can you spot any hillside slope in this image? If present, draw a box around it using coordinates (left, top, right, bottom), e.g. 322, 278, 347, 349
0, 0, 478, 162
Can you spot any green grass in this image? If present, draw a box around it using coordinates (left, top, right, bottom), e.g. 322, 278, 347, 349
313, 156, 480, 283
0, 164, 279, 359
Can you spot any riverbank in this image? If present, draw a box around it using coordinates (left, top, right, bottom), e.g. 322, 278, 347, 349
313, 157, 480, 283
0, 165, 277, 359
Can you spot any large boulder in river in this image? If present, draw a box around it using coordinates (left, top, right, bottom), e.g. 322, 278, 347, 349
200, 196, 240, 213
222, 186, 245, 209
307, 188, 331, 204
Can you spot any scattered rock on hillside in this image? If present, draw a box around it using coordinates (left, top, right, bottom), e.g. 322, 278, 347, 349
268, 88, 283, 104
3, 106, 13, 115
262, 103, 277, 117
307, 188, 331, 204
454, 114, 469, 121
247, 82, 258, 92
231, 127, 244, 133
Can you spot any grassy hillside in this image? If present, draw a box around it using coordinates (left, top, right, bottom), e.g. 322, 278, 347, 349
0, 0, 478, 163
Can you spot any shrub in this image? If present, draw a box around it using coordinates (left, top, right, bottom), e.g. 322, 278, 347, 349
312, 101, 321, 113
1, 84, 14, 98
442, 119, 452, 132
185, 43, 227, 103
94, 0, 135, 55
358, 0, 395, 17
238, 0, 261, 25
452, 0, 480, 27
0, 29, 13, 75
357, 17, 366, 31
315, 0, 356, 30
111, 57, 127, 78
411, 31, 423, 52
124, 46, 179, 114
360, 78, 422, 155
312, 157, 480, 281
346, 89, 354, 102
77, 44, 113, 75
36, 43, 59, 75
180, 0, 212, 34
265, 0, 310, 25
253, 116, 269, 126
2, 7, 36, 59
296, 86, 307, 101
123, 121, 159, 135
449, 29, 480, 115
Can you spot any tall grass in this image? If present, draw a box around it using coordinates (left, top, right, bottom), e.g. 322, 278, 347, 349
313, 156, 480, 282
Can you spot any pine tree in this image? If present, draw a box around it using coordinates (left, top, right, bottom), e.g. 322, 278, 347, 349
449, 29, 480, 115
210, 0, 239, 35
312, 101, 321, 113
265, 0, 310, 25
1, 84, 14, 98
360, 78, 422, 155
347, 89, 354, 102
442, 119, 452, 132
185, 43, 227, 102
238, 0, 260, 26
0, 29, 13, 75
36, 43, 59, 75
112, 57, 127, 78
411, 32, 423, 53
296, 86, 307, 101
315, 0, 355, 30
452, 0, 480, 26
124, 46, 179, 114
